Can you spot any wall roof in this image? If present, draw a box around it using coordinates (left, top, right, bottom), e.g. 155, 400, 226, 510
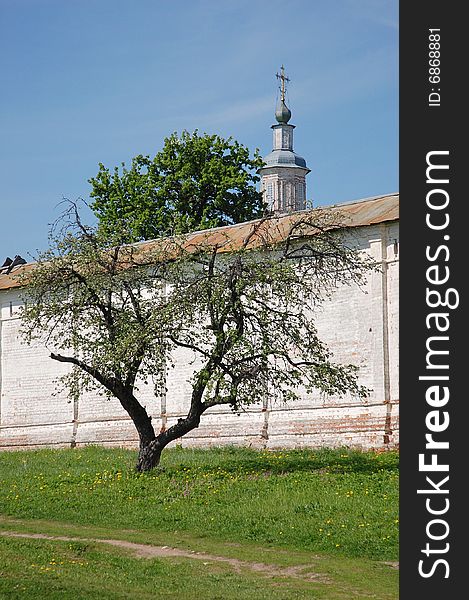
0, 193, 399, 292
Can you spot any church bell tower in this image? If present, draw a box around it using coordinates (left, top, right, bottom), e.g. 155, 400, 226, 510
260, 66, 310, 213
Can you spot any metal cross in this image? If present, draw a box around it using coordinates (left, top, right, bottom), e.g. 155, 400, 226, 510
276, 65, 290, 102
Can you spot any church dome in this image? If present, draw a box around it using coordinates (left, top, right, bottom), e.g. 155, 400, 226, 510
263, 148, 307, 169
275, 99, 291, 123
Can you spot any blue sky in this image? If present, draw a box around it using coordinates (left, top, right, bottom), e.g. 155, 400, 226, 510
0, 0, 398, 261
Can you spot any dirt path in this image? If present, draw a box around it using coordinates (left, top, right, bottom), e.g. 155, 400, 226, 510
0, 530, 326, 581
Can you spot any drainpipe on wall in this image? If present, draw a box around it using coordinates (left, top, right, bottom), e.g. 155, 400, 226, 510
380, 223, 393, 444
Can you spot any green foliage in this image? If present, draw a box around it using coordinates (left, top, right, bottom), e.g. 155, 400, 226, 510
89, 130, 266, 242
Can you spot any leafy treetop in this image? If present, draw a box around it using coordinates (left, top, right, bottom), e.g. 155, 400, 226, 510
89, 130, 266, 243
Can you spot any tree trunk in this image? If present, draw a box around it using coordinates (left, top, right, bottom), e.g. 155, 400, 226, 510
135, 404, 205, 472
136, 439, 163, 472
116, 391, 161, 471
133, 376, 209, 472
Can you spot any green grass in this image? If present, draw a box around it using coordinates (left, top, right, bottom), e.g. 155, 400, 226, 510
0, 533, 398, 600
0, 446, 399, 599
0, 446, 398, 560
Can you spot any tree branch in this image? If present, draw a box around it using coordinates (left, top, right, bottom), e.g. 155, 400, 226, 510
50, 352, 119, 394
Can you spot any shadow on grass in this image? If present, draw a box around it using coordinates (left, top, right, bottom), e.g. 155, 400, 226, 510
0, 445, 398, 480
157, 446, 399, 478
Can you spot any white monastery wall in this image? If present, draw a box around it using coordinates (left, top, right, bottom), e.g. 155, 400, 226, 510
0, 221, 399, 451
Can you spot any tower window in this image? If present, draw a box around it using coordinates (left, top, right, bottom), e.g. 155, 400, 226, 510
266, 183, 273, 206
297, 182, 305, 209
298, 182, 304, 200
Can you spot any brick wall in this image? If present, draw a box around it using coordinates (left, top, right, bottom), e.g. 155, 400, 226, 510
0, 222, 399, 451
